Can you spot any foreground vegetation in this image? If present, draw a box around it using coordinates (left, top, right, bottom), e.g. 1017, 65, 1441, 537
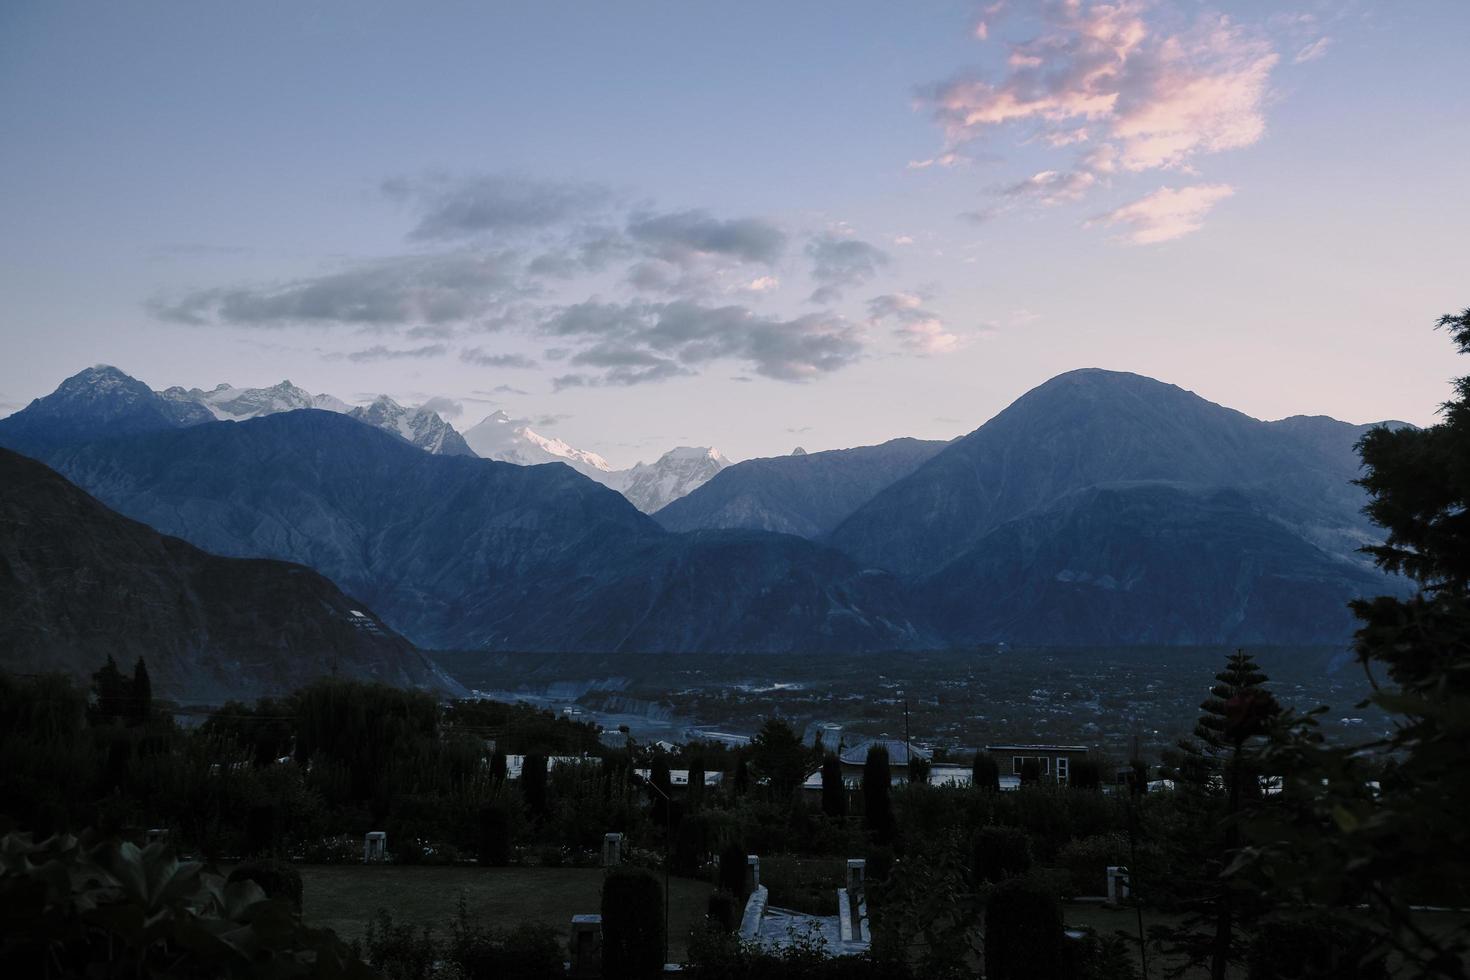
3, 308, 1469, 977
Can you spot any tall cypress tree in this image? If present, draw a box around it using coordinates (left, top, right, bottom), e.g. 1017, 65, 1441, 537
820, 753, 846, 818
130, 658, 152, 727
686, 756, 705, 811
862, 744, 895, 845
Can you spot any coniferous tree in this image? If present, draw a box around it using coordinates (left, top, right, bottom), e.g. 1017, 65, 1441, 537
820, 753, 846, 818
1244, 309, 1470, 977
862, 744, 895, 845
129, 658, 152, 727
1154, 649, 1280, 980
649, 756, 672, 830
521, 753, 548, 819
686, 756, 705, 811
89, 655, 128, 724
972, 752, 1001, 792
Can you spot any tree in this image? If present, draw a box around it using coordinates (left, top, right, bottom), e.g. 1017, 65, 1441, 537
1018, 758, 1041, 785
489, 750, 507, 784
601, 867, 665, 978
649, 757, 673, 831
687, 756, 705, 811
521, 753, 548, 819
1154, 650, 1280, 980
972, 752, 1001, 792
984, 878, 1066, 980
749, 719, 808, 798
820, 753, 847, 818
732, 758, 749, 798
862, 744, 895, 845
89, 655, 129, 725
1244, 309, 1470, 978
129, 658, 152, 727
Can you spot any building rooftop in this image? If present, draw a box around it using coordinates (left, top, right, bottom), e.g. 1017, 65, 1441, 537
838, 738, 932, 766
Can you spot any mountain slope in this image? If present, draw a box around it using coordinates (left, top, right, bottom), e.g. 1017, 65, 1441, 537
462, 410, 617, 478
0, 366, 210, 456
0, 447, 453, 700
921, 482, 1392, 645
349, 396, 475, 456
656, 437, 947, 538
827, 369, 1390, 578
39, 411, 930, 652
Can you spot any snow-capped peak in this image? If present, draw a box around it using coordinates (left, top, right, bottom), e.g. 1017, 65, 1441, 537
463, 411, 615, 478
617, 445, 731, 513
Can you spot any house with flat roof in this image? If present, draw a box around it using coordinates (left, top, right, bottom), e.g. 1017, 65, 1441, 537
986, 743, 1091, 785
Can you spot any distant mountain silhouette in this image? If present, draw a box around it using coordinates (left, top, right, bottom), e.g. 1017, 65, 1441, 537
655, 437, 947, 538
31, 411, 930, 652
0, 448, 453, 700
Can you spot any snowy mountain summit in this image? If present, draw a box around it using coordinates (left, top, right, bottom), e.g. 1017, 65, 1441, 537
462, 412, 727, 512
616, 446, 731, 513
462, 410, 617, 479
348, 396, 475, 457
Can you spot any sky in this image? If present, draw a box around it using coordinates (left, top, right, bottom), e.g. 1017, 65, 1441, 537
1, 0, 1467, 467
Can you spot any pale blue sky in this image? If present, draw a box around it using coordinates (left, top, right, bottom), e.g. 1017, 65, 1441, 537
2, 1, 1466, 465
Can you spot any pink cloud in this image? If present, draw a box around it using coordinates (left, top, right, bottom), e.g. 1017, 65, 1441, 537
1293, 36, 1331, 63
867, 292, 962, 354
922, 3, 1279, 173
1095, 183, 1234, 244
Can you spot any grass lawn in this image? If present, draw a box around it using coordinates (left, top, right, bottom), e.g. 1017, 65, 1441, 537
298, 865, 714, 961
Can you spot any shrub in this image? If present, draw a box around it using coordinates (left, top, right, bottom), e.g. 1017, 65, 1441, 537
521, 754, 548, 818
478, 803, 511, 867
862, 745, 895, 845
821, 754, 847, 818
360, 909, 436, 980
984, 878, 1065, 980
226, 858, 303, 912
719, 843, 748, 898
602, 867, 665, 978
1056, 833, 1130, 898
972, 753, 1001, 792
970, 826, 1032, 886
674, 812, 710, 876
1069, 757, 1104, 790
448, 902, 563, 980
1246, 913, 1390, 980
707, 889, 739, 933
1068, 928, 1140, 980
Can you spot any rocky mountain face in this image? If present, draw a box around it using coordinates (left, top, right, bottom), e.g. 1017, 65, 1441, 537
348, 396, 475, 457
158, 380, 350, 420
918, 482, 1390, 645
0, 366, 211, 455
462, 410, 617, 479
827, 369, 1392, 578
0, 448, 455, 701
464, 412, 729, 511
32, 411, 929, 652
609, 446, 731, 514
656, 438, 946, 538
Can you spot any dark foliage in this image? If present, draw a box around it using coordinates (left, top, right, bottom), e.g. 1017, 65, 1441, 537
983, 877, 1065, 980
477, 803, 511, 867
862, 745, 895, 845
970, 825, 1032, 886
972, 752, 1001, 792
821, 753, 847, 818
227, 859, 303, 912
1245, 913, 1389, 980
601, 866, 665, 979
521, 754, 549, 818
719, 843, 749, 899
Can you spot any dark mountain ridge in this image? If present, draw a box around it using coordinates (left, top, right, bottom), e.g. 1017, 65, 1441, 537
28, 410, 931, 652
0, 448, 452, 700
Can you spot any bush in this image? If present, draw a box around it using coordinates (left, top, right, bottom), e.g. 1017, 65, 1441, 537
972, 753, 1001, 792
602, 867, 665, 978
448, 902, 563, 980
1069, 757, 1104, 790
1246, 913, 1390, 980
674, 812, 711, 876
226, 858, 303, 912
970, 826, 1032, 886
707, 889, 740, 933
1068, 928, 1140, 980
478, 803, 511, 867
719, 843, 748, 898
984, 878, 1065, 980
1056, 833, 1130, 898
360, 909, 436, 980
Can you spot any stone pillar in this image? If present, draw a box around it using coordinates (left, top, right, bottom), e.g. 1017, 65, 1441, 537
1106, 865, 1131, 903
745, 854, 760, 893
569, 914, 602, 978
364, 831, 387, 864
602, 832, 623, 867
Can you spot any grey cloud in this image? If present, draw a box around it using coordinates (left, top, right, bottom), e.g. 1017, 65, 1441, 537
528, 229, 634, 278
492, 384, 530, 396
385, 173, 613, 241
806, 234, 889, 303
460, 347, 539, 369
539, 299, 863, 385
149, 251, 520, 329
340, 343, 447, 363
420, 396, 464, 419
627, 210, 786, 266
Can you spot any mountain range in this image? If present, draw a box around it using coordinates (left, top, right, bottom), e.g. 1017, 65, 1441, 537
0, 364, 1409, 658
0, 447, 455, 700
